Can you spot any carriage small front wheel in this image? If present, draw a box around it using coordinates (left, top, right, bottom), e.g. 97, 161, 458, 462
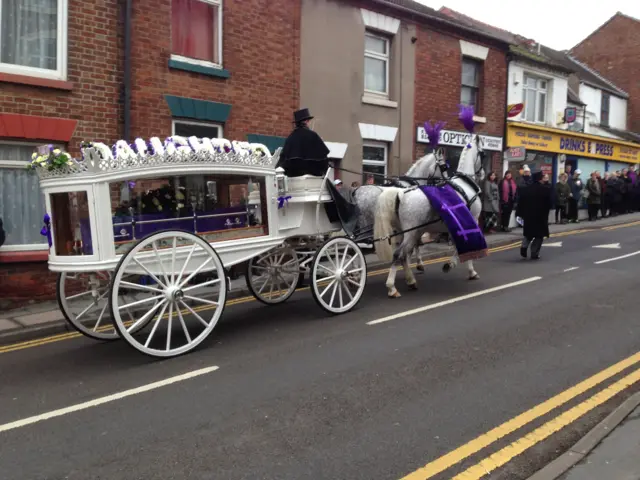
57, 271, 119, 341
245, 245, 300, 305
310, 237, 367, 314
109, 230, 227, 358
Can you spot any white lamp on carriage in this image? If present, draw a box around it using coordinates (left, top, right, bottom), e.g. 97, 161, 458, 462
275, 167, 288, 196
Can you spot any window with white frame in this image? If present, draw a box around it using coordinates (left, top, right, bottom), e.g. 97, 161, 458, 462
523, 75, 548, 123
0, 142, 55, 251
171, 0, 222, 67
172, 119, 223, 138
0, 0, 67, 79
362, 142, 387, 185
461, 57, 481, 111
364, 32, 389, 96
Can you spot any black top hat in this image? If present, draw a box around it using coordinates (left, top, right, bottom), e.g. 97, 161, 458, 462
293, 108, 313, 123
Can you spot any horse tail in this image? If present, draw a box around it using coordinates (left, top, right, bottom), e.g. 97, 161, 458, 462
374, 187, 402, 263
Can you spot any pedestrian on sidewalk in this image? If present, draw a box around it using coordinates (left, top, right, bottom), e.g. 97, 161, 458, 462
482, 171, 500, 233
554, 173, 570, 224
499, 170, 517, 232
568, 170, 583, 223
516, 171, 551, 260
609, 171, 624, 215
586, 171, 602, 221
622, 168, 633, 213
600, 172, 609, 218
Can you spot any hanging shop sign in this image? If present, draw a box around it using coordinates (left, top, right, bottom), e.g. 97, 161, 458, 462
416, 127, 503, 151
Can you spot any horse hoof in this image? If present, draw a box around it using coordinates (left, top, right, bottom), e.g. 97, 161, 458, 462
469, 273, 480, 280
408, 283, 418, 290
442, 263, 451, 273
388, 290, 401, 298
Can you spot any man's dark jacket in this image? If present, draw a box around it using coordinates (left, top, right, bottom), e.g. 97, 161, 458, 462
276, 125, 330, 177
516, 181, 551, 239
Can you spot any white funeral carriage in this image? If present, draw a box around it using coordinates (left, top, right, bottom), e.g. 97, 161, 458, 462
36, 137, 367, 358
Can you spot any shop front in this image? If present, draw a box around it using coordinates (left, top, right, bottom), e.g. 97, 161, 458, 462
416, 126, 503, 173
506, 122, 640, 183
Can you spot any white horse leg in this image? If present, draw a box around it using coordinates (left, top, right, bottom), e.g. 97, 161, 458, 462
386, 262, 401, 298
404, 256, 418, 290
415, 248, 425, 273
467, 259, 479, 280
442, 252, 459, 273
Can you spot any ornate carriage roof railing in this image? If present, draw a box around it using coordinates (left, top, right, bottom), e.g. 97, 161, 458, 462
34, 136, 281, 185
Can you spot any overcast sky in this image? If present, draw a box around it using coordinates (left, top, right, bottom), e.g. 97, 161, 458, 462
416, 0, 640, 50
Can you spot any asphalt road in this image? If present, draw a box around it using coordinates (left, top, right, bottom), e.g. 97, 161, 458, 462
1, 223, 639, 480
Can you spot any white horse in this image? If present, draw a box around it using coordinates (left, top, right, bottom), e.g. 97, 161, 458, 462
349, 151, 444, 274
373, 135, 486, 298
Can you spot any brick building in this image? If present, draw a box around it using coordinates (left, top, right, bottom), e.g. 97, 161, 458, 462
414, 6, 509, 174
0, 0, 122, 308
0, 0, 300, 309
570, 12, 640, 133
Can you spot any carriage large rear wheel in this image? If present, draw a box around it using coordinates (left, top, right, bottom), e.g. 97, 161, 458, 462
245, 245, 300, 305
310, 237, 366, 314
109, 230, 227, 358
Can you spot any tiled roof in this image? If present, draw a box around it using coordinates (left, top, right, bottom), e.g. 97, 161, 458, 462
437, 7, 574, 73
567, 86, 585, 106
538, 47, 628, 98
597, 125, 640, 144
369, 0, 510, 45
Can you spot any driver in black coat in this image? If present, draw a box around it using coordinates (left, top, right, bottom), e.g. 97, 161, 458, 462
276, 108, 330, 177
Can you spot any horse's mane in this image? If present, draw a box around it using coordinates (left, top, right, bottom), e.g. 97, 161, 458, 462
406, 152, 435, 178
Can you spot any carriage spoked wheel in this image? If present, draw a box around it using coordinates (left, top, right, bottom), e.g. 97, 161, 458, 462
109, 230, 227, 358
245, 245, 300, 305
310, 237, 367, 314
57, 271, 119, 340
57, 271, 160, 341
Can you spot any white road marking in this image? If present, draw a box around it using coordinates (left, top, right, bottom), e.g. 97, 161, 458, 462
563, 267, 580, 272
544, 242, 563, 247
367, 277, 542, 326
0, 366, 219, 434
593, 243, 621, 249
594, 250, 640, 265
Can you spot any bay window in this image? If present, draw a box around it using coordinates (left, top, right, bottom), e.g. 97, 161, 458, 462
364, 32, 389, 96
171, 0, 222, 67
0, 0, 67, 79
0, 143, 50, 251
523, 75, 548, 123
362, 142, 387, 185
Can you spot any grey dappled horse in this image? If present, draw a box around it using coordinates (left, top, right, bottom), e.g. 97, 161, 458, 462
373, 135, 486, 298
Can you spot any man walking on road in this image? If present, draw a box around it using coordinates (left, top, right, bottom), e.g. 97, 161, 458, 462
516, 171, 551, 260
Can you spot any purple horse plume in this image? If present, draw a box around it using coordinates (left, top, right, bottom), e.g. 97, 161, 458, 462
423, 121, 446, 149
458, 104, 475, 133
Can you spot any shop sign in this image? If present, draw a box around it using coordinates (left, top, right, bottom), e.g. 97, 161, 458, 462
416, 127, 503, 151
564, 107, 577, 123
504, 146, 525, 161
507, 103, 524, 118
507, 125, 640, 164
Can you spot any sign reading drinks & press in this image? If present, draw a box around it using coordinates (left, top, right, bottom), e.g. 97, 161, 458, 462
507, 124, 640, 164
416, 127, 503, 151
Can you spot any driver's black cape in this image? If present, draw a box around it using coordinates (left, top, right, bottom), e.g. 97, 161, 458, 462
276, 125, 330, 177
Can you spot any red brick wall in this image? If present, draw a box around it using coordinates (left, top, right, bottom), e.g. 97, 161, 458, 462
130, 0, 300, 141
413, 25, 507, 174
571, 14, 640, 132
0, 262, 58, 310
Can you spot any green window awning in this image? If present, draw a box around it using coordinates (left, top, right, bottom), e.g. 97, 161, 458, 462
246, 134, 286, 154
164, 95, 232, 123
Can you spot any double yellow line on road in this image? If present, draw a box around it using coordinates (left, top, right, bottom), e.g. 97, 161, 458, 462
400, 352, 640, 480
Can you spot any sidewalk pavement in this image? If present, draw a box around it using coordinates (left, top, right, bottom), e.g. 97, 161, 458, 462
529, 393, 640, 480
2, 210, 640, 345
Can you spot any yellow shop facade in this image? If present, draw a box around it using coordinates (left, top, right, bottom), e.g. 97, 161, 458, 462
505, 122, 640, 182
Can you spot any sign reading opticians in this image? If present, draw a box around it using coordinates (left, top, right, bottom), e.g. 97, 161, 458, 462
416, 126, 503, 152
